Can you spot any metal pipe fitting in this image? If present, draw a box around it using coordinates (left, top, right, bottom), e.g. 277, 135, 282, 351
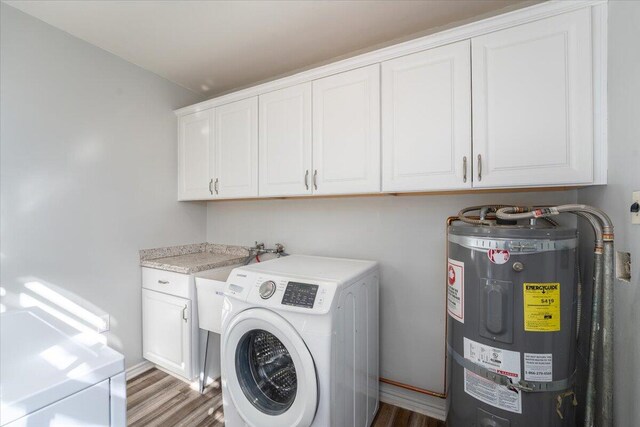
584, 251, 603, 427
600, 241, 614, 426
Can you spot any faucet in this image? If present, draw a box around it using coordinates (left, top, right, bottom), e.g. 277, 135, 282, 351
244, 242, 286, 264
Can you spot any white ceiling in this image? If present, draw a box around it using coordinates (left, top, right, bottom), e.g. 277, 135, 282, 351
5, 0, 537, 97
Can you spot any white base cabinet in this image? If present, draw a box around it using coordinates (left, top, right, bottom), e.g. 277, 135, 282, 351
142, 268, 199, 381
142, 289, 192, 379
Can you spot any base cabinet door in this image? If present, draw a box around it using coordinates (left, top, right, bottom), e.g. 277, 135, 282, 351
312, 65, 381, 195
382, 40, 471, 192
142, 289, 192, 379
259, 83, 313, 197
178, 111, 214, 200
471, 8, 594, 187
213, 97, 259, 198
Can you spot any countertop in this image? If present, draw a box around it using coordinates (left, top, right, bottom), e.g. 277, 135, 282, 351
139, 243, 249, 274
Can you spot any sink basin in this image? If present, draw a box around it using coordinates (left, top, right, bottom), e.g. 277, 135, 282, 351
194, 264, 238, 334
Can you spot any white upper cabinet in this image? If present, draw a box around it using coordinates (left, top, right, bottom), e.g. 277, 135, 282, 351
382, 40, 471, 192
213, 97, 259, 198
312, 65, 381, 195
177, 111, 213, 200
175, 3, 605, 200
471, 8, 594, 188
259, 83, 313, 197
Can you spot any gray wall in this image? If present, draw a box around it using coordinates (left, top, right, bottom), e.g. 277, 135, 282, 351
0, 4, 206, 368
577, 1, 640, 425
206, 190, 577, 392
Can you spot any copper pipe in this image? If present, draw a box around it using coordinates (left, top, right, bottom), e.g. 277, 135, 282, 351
379, 377, 446, 399
444, 215, 460, 396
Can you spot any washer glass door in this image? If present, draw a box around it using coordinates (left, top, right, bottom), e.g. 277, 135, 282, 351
224, 308, 318, 427
236, 329, 297, 414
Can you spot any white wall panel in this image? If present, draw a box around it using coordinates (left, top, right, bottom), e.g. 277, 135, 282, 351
577, 2, 640, 426
0, 4, 206, 368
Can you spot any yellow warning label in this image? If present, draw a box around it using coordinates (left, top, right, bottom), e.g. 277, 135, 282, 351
523, 283, 560, 332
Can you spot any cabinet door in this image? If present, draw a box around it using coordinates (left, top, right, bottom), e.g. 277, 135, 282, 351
259, 83, 312, 197
213, 97, 259, 198
472, 8, 593, 187
142, 289, 192, 379
312, 65, 381, 195
382, 40, 471, 192
177, 111, 214, 200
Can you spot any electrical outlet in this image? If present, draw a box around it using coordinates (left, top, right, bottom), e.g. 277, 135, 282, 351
633, 191, 640, 225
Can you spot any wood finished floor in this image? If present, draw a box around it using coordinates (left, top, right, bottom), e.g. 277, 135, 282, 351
127, 368, 445, 427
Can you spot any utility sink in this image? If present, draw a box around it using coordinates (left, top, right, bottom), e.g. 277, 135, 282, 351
194, 264, 239, 334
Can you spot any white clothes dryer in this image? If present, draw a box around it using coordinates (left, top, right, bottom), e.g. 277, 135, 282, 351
221, 255, 379, 427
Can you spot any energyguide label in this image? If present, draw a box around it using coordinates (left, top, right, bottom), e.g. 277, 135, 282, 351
523, 282, 561, 332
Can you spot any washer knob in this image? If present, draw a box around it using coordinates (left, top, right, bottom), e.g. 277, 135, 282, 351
259, 280, 276, 299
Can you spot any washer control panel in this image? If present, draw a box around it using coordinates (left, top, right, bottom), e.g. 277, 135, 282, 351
281, 282, 318, 308
227, 270, 337, 314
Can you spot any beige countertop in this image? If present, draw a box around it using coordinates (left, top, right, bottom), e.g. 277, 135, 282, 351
139, 243, 249, 274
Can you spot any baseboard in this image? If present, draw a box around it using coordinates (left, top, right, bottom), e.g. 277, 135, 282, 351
126, 360, 217, 392
379, 382, 447, 421
125, 360, 154, 380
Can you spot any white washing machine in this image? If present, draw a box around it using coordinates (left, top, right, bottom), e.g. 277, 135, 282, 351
221, 255, 379, 427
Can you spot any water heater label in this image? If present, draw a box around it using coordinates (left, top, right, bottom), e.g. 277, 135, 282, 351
447, 259, 464, 323
463, 337, 522, 413
523, 283, 561, 332
524, 353, 553, 382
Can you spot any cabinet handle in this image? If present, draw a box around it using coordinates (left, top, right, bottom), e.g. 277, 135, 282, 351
209, 179, 213, 195
214, 178, 219, 195
304, 170, 309, 190
477, 154, 482, 181
313, 170, 318, 190
463, 156, 467, 183
158, 280, 169, 285
182, 305, 188, 322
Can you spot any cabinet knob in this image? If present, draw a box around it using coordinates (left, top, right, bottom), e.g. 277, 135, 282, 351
313, 170, 318, 190
214, 178, 219, 195
477, 154, 482, 181
304, 170, 309, 190
208, 178, 213, 195
182, 305, 188, 322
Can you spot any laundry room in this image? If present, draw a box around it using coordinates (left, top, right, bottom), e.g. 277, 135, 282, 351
0, 1, 638, 427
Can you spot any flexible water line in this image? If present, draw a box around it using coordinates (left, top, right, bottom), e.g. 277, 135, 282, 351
495, 205, 614, 427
